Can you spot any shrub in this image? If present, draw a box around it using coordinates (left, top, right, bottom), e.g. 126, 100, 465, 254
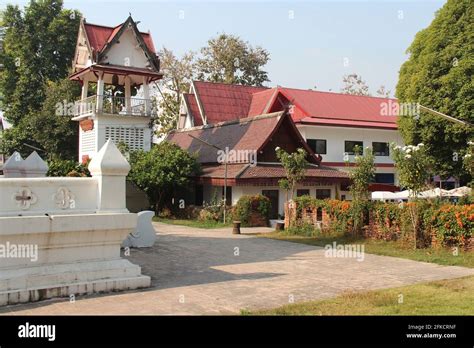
198, 193, 231, 222
198, 209, 215, 222
47, 158, 90, 177
233, 194, 271, 226
431, 204, 473, 248
174, 205, 203, 220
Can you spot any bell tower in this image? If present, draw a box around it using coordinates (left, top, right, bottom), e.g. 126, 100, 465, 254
69, 16, 163, 163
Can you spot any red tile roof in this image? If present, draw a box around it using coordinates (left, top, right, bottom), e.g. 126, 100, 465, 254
248, 89, 277, 116
240, 164, 349, 179
279, 87, 398, 125
193, 81, 268, 124
168, 111, 348, 182
199, 163, 249, 178
183, 93, 202, 126
185, 81, 399, 129
167, 112, 284, 163
198, 163, 348, 180
83, 22, 156, 54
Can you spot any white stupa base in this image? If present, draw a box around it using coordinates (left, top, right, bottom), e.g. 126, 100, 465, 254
0, 259, 150, 306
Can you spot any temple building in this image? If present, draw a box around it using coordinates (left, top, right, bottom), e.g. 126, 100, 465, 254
167, 111, 350, 218
178, 81, 404, 191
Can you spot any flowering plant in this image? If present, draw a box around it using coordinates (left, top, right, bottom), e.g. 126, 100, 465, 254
431, 204, 474, 247
463, 140, 474, 179
391, 143, 432, 248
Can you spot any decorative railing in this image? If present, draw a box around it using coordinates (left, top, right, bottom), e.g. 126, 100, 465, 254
74, 95, 155, 117
74, 95, 97, 116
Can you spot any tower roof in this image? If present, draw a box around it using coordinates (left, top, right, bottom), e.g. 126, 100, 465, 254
82, 19, 156, 55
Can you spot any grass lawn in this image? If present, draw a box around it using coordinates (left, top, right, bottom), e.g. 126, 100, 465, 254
259, 231, 474, 268
248, 275, 474, 315
153, 217, 231, 229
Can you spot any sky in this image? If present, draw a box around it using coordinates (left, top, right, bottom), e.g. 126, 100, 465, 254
1, 0, 446, 96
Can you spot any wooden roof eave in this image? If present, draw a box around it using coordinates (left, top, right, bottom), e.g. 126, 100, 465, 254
256, 110, 322, 166
68, 65, 163, 82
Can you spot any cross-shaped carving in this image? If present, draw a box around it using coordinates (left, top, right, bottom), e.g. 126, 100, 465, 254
13, 188, 38, 210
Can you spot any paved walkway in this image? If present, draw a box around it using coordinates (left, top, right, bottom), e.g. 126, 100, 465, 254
1, 222, 473, 315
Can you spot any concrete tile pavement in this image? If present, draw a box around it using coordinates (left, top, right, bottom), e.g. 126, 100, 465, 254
1, 222, 473, 315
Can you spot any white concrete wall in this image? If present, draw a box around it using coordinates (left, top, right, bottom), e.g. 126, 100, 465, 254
0, 177, 98, 217
0, 141, 150, 306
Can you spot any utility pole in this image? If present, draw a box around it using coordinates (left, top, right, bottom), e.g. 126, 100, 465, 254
417, 104, 473, 191
418, 104, 473, 128
188, 134, 228, 224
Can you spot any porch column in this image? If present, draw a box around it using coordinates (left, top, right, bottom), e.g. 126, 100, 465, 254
124, 76, 132, 114
96, 72, 104, 114
81, 76, 89, 114
142, 76, 150, 116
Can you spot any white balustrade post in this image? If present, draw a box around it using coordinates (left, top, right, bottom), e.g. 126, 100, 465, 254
96, 72, 105, 114
88, 139, 131, 213
81, 76, 89, 114
142, 76, 150, 116
125, 76, 132, 114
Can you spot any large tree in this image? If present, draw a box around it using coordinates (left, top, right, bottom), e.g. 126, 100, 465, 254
396, 0, 473, 181
196, 33, 270, 86
1, 78, 80, 158
155, 36, 271, 137
154, 47, 196, 137
0, 0, 80, 158
340, 73, 371, 96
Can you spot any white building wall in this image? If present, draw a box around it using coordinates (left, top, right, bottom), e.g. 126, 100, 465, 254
96, 115, 151, 154
79, 125, 98, 162
204, 183, 339, 217
297, 125, 404, 184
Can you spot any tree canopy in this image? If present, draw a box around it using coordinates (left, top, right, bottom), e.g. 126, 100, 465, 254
0, 0, 80, 159
154, 34, 271, 137
127, 142, 201, 213
154, 47, 196, 137
396, 0, 473, 181
196, 33, 270, 86
341, 73, 370, 96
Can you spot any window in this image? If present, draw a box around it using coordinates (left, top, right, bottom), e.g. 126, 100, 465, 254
374, 173, 395, 184
316, 189, 331, 199
195, 185, 204, 206
316, 207, 323, 221
344, 141, 363, 155
373, 142, 390, 156
307, 139, 327, 154
297, 189, 310, 197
